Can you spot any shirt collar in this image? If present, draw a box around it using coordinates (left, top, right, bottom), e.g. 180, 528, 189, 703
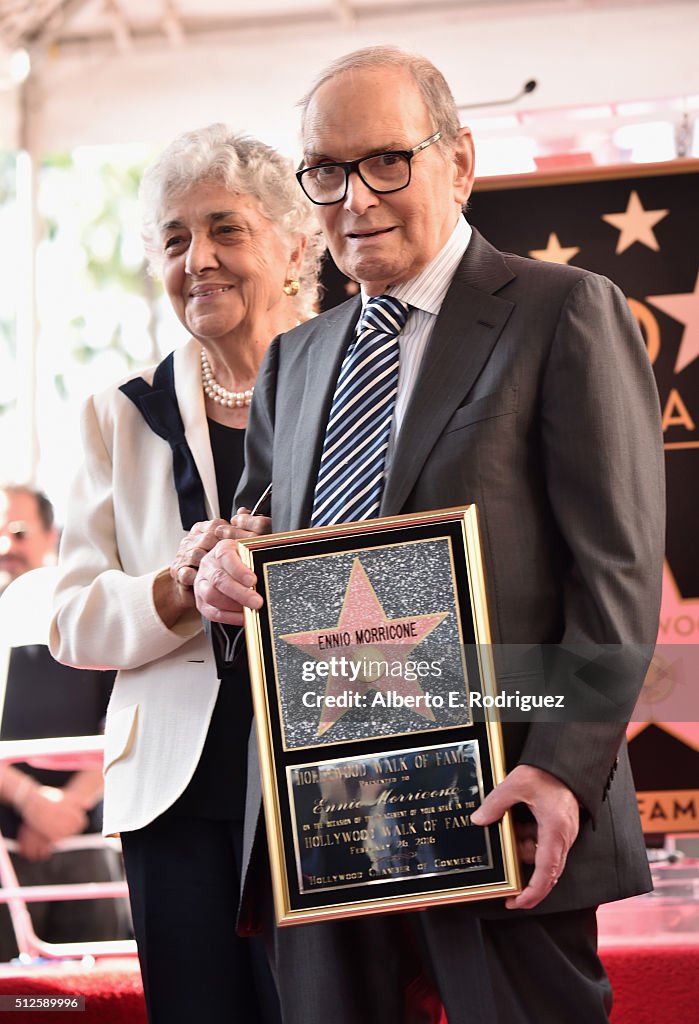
360, 215, 472, 316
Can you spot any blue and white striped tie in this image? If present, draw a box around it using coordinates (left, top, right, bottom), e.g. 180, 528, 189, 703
311, 294, 410, 526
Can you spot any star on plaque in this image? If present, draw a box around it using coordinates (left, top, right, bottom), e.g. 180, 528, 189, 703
529, 232, 580, 265
281, 558, 449, 736
647, 271, 699, 373
601, 190, 669, 254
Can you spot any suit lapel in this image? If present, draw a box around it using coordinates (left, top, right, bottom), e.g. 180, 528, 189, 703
381, 231, 516, 514
288, 297, 361, 528
174, 339, 220, 520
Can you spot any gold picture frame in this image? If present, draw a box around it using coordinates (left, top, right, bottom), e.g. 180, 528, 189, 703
239, 505, 521, 926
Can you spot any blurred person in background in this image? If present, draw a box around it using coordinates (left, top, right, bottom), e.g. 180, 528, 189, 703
0, 486, 56, 595
50, 124, 323, 1023
0, 484, 127, 961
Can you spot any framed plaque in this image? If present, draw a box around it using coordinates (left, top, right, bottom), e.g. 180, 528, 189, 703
239, 505, 520, 926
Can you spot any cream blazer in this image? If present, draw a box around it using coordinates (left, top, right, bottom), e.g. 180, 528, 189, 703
50, 338, 225, 836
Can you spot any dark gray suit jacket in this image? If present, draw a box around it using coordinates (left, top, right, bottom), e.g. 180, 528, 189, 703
237, 227, 664, 926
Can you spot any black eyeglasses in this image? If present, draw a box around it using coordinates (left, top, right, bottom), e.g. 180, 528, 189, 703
296, 131, 442, 206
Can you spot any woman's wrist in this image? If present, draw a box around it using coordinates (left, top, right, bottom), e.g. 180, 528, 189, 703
153, 567, 196, 629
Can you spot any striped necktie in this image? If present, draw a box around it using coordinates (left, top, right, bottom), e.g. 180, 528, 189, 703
311, 294, 410, 526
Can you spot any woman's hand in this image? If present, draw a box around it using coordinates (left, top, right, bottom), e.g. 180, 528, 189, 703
155, 518, 231, 628
170, 518, 233, 590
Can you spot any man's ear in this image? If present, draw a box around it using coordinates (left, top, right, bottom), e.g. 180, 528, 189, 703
453, 127, 475, 206
41, 526, 59, 567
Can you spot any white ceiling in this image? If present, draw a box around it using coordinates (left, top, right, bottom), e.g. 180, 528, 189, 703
1, 0, 691, 53
0, 0, 698, 156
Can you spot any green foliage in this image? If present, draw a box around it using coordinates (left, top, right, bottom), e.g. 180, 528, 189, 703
38, 146, 163, 391
0, 144, 168, 450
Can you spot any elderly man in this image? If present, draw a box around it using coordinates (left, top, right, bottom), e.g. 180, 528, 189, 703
195, 47, 664, 1024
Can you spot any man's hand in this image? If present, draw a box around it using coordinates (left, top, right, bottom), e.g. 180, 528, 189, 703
470, 764, 580, 910
221, 508, 273, 540
16, 823, 53, 862
21, 786, 89, 844
194, 509, 271, 626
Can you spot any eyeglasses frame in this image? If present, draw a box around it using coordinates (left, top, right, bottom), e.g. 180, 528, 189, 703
296, 131, 443, 206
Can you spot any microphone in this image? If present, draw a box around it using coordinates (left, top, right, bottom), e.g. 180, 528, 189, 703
457, 79, 538, 112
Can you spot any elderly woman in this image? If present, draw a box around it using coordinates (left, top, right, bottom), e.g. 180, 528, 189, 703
50, 124, 322, 1023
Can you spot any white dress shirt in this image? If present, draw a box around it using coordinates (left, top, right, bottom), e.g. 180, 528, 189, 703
360, 214, 472, 445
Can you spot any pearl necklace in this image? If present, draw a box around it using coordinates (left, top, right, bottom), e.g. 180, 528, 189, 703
200, 349, 254, 408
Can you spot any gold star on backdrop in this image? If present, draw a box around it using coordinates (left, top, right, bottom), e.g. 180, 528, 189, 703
628, 562, 699, 746
602, 190, 669, 254
529, 232, 581, 265
647, 271, 699, 373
